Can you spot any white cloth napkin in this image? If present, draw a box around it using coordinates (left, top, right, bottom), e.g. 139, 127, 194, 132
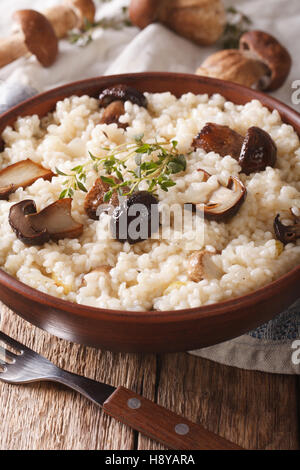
0, 0, 299, 374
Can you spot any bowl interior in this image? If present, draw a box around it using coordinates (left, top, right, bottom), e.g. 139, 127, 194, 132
0, 72, 299, 320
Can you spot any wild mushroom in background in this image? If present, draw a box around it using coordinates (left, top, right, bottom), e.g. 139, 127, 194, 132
196, 30, 292, 91
0, 10, 58, 68
129, 0, 226, 46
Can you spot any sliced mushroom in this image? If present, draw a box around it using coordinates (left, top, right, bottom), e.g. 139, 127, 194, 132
129, 0, 226, 46
274, 212, 300, 245
197, 168, 211, 182
9, 198, 83, 246
84, 176, 124, 220
196, 176, 246, 221
9, 200, 48, 245
240, 30, 292, 92
0, 159, 54, 199
192, 122, 244, 160
196, 49, 269, 90
188, 250, 223, 282
99, 101, 127, 128
99, 84, 147, 109
239, 126, 277, 175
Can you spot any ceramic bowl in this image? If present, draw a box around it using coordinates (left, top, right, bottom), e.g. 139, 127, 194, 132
0, 72, 299, 352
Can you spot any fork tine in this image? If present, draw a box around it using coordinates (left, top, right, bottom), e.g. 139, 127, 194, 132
0, 346, 17, 362
0, 331, 26, 354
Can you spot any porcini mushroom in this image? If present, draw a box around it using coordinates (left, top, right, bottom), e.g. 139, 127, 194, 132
196, 30, 291, 91
0, 159, 54, 200
129, 0, 226, 46
274, 212, 300, 245
9, 198, 83, 246
45, 0, 96, 38
240, 30, 292, 92
196, 49, 270, 90
196, 176, 246, 221
188, 249, 223, 282
99, 101, 127, 128
239, 126, 277, 175
84, 176, 123, 220
0, 10, 58, 69
192, 122, 244, 160
99, 84, 148, 108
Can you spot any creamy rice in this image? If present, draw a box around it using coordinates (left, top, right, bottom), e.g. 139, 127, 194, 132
0, 91, 299, 311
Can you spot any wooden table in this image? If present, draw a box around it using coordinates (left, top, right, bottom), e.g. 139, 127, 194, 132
0, 303, 299, 450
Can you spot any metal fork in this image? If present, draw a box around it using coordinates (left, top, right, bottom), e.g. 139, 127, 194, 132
0, 331, 242, 450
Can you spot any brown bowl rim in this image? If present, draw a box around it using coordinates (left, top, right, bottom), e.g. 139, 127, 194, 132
0, 72, 299, 323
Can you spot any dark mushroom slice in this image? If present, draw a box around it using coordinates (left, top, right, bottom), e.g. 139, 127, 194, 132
9, 198, 83, 246
9, 200, 49, 245
111, 190, 159, 244
99, 84, 148, 109
99, 101, 127, 128
84, 176, 127, 220
195, 176, 246, 222
0, 159, 54, 200
239, 31, 292, 92
192, 123, 244, 161
274, 213, 300, 245
239, 126, 277, 175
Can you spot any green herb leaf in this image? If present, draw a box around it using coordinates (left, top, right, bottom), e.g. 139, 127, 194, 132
103, 190, 113, 202
55, 167, 68, 176
100, 175, 115, 185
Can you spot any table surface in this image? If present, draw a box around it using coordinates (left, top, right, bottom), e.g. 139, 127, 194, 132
0, 303, 299, 450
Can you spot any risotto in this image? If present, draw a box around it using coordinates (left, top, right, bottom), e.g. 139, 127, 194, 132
0, 89, 299, 311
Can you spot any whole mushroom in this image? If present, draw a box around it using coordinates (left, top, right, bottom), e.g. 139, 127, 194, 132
45, 0, 96, 38
0, 10, 58, 69
196, 30, 292, 91
129, 0, 226, 46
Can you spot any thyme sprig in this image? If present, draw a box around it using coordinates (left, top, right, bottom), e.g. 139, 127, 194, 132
220, 7, 252, 49
57, 135, 187, 202
69, 7, 131, 47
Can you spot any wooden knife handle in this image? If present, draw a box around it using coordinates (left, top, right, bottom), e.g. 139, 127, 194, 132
103, 386, 242, 450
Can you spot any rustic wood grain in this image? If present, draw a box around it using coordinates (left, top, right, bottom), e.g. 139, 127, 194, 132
0, 303, 299, 450
138, 354, 300, 450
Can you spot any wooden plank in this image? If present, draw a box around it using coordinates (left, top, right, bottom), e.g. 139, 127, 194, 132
138, 353, 300, 450
0, 303, 157, 450
1, 302, 299, 450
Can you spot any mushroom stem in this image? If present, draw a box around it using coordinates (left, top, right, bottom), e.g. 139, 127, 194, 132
0, 33, 28, 68
44, 5, 78, 39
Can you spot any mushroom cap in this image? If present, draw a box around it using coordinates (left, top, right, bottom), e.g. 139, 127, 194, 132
13, 10, 58, 67
274, 213, 300, 245
239, 30, 292, 91
197, 176, 247, 221
9, 199, 49, 246
129, 0, 161, 29
196, 49, 269, 89
239, 126, 277, 175
192, 122, 244, 161
99, 84, 147, 108
64, 0, 96, 28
